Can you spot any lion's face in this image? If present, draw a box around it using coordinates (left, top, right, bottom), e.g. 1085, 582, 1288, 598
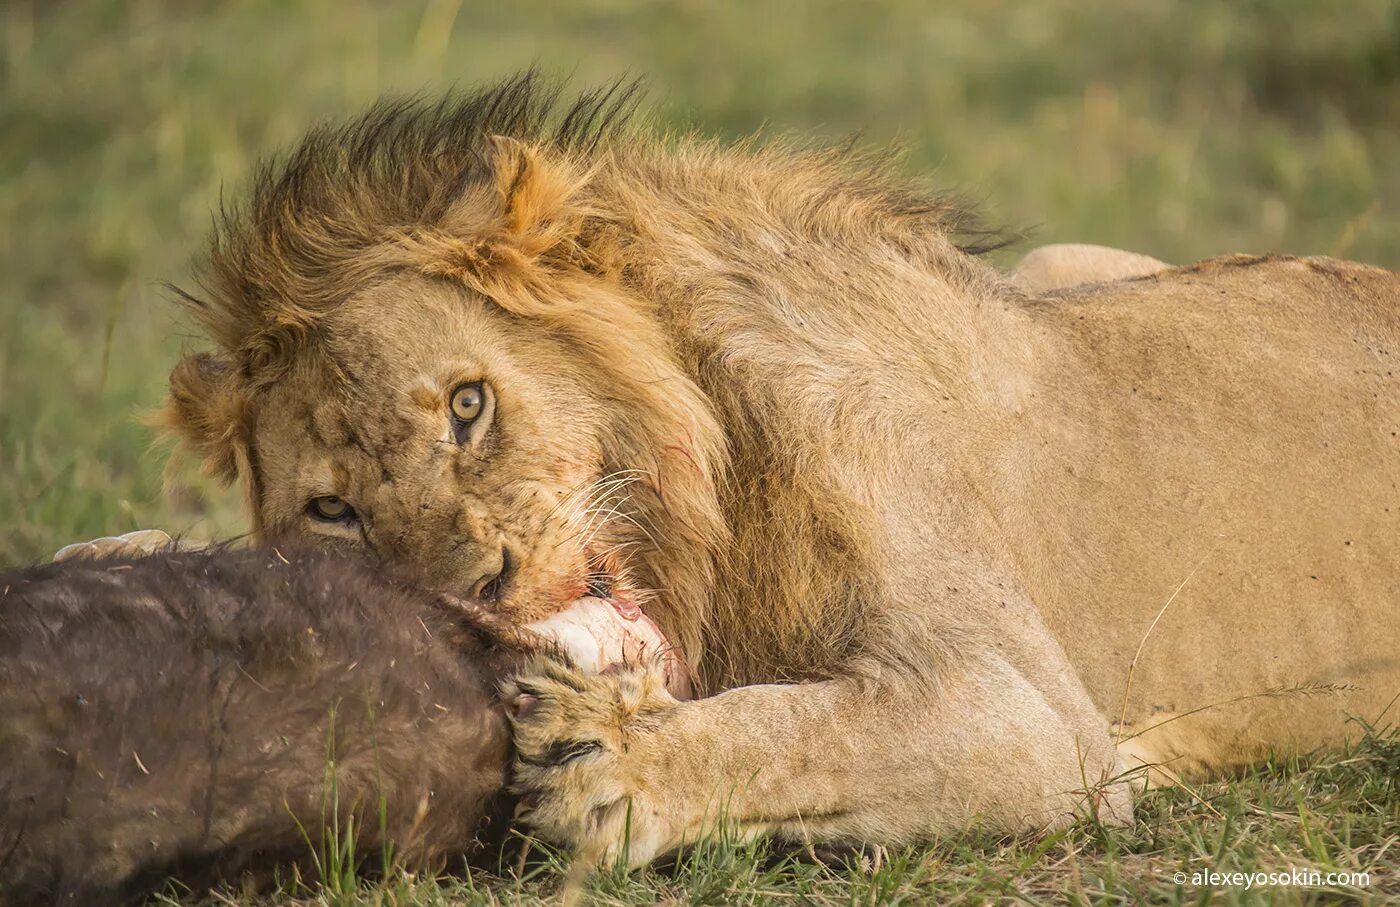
251, 272, 620, 622
164, 90, 732, 674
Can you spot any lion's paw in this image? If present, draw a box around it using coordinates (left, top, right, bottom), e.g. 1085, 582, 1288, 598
505, 658, 684, 867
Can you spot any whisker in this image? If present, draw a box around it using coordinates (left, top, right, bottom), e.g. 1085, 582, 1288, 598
591, 539, 643, 566
544, 467, 643, 523
586, 500, 659, 549
554, 471, 644, 531
547, 469, 659, 562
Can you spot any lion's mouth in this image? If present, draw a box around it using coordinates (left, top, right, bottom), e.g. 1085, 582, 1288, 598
523, 564, 693, 699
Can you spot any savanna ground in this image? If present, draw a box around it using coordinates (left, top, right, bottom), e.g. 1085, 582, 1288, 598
2, 1, 1399, 903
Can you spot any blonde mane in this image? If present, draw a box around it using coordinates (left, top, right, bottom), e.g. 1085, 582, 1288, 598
164, 74, 1010, 690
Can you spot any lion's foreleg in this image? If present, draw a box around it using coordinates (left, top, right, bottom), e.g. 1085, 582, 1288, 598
507, 653, 1132, 867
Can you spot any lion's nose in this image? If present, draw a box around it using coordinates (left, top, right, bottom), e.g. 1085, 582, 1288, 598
468, 546, 513, 605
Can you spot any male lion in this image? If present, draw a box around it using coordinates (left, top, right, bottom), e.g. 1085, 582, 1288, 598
67, 76, 1400, 866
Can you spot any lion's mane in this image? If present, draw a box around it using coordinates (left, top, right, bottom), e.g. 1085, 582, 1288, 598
162, 74, 1009, 691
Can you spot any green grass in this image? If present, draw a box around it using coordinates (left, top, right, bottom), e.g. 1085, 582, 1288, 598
146, 727, 1400, 905
2, 0, 1398, 903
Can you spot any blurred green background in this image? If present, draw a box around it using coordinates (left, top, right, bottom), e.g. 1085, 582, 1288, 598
2, 0, 1397, 565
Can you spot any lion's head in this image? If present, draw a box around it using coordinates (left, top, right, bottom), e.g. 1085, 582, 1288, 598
160, 76, 728, 673
161, 74, 1002, 689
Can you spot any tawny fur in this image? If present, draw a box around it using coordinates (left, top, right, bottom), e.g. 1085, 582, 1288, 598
140, 74, 1400, 865
1011, 242, 1169, 291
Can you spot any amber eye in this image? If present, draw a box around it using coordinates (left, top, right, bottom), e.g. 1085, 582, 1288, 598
307, 495, 356, 523
450, 382, 485, 423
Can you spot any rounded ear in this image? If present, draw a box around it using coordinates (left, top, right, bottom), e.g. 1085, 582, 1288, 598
481, 133, 591, 252
155, 352, 249, 485
399, 136, 595, 295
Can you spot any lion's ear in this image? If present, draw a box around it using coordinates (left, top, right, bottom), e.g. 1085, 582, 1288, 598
483, 134, 589, 256
157, 353, 249, 485
401, 136, 594, 295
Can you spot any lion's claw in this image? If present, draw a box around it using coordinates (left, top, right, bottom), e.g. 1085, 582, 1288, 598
504, 658, 682, 866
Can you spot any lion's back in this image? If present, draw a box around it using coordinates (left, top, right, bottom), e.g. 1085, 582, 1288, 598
1006, 253, 1400, 770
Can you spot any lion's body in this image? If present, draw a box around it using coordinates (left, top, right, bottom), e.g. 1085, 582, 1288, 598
1016, 256, 1400, 773
104, 77, 1397, 864
607, 144, 1400, 789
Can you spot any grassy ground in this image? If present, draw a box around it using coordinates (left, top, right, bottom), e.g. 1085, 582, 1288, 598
3, 0, 1398, 903
149, 728, 1400, 905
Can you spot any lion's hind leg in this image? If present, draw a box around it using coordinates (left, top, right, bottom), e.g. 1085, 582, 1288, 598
1013, 243, 1168, 292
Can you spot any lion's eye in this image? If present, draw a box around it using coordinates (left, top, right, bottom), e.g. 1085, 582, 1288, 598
448, 381, 493, 445
307, 495, 356, 523
450, 382, 484, 422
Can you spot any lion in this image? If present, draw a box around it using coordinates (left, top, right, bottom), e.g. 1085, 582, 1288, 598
59, 75, 1400, 867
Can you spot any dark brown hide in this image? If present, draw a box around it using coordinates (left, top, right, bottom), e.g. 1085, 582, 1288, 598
0, 545, 530, 906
